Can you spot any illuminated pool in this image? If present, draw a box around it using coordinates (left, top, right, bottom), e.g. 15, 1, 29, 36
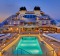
13, 36, 43, 54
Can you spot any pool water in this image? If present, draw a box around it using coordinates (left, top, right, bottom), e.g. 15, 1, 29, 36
14, 36, 43, 54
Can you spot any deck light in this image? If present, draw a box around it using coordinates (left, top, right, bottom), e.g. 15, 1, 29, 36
10, 28, 12, 30
29, 33, 30, 34
17, 28, 18, 30
4, 44, 5, 45
51, 44, 53, 45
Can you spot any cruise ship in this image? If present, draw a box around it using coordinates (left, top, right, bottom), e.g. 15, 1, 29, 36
0, 7, 60, 56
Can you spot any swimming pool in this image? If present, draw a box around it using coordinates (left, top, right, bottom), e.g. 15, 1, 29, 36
13, 36, 43, 55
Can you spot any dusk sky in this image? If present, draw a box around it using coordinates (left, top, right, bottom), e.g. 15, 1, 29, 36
0, 0, 60, 22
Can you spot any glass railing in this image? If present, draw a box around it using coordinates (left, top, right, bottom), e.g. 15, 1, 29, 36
12, 47, 31, 56
11, 44, 31, 55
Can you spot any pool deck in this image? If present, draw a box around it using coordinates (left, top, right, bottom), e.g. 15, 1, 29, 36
0, 34, 58, 56
14, 34, 57, 56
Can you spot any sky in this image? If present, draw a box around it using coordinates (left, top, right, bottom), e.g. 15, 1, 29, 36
0, 0, 60, 22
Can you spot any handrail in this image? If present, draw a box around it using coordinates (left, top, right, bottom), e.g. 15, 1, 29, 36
18, 48, 31, 54
13, 45, 31, 54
